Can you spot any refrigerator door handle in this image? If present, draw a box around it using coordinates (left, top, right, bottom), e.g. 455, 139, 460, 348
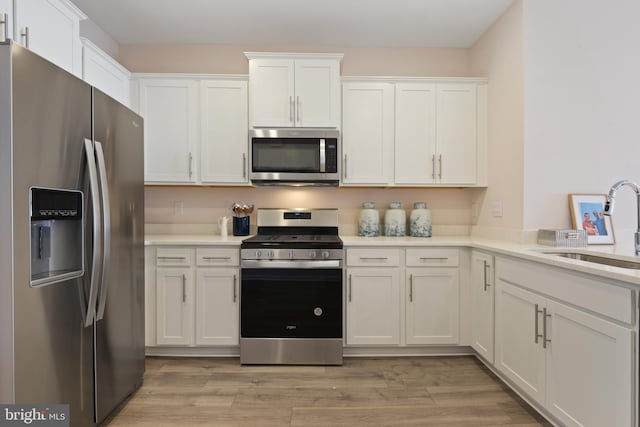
95, 141, 111, 321
83, 138, 102, 327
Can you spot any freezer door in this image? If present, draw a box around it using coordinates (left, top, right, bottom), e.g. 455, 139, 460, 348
6, 44, 94, 427
92, 89, 145, 423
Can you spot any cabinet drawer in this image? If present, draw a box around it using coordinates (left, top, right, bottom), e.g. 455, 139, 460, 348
156, 248, 193, 267
347, 248, 401, 267
196, 248, 239, 267
406, 248, 458, 267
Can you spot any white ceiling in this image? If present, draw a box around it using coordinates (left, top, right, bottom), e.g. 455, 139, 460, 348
70, 0, 514, 48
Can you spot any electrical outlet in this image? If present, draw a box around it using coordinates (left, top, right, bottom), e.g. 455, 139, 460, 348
173, 201, 184, 216
491, 200, 503, 218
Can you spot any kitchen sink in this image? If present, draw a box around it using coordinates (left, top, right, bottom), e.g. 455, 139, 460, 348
544, 252, 640, 270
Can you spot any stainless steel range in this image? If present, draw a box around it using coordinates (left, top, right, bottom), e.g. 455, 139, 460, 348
240, 208, 343, 365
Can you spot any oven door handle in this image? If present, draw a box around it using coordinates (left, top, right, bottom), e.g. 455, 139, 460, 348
241, 260, 342, 269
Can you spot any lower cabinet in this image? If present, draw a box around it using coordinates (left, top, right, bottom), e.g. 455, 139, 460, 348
495, 256, 634, 427
346, 267, 401, 345
151, 246, 239, 347
345, 247, 459, 346
470, 250, 494, 362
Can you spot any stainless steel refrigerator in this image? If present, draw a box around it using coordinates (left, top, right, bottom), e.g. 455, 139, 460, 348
0, 42, 144, 426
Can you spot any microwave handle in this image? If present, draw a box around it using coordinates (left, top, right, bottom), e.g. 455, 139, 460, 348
319, 139, 326, 173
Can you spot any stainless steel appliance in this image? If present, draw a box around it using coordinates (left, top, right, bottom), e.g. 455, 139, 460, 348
0, 42, 144, 426
249, 129, 340, 186
240, 209, 343, 365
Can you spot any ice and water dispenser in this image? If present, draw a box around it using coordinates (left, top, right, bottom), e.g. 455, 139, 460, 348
30, 187, 84, 287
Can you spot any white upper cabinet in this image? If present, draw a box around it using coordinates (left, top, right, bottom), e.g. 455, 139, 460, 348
246, 52, 342, 128
14, 0, 86, 76
395, 82, 478, 185
81, 38, 131, 107
341, 82, 395, 185
0, 0, 13, 43
436, 83, 477, 184
139, 78, 199, 183
200, 79, 248, 184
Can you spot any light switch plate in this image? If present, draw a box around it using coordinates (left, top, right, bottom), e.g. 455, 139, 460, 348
491, 200, 503, 218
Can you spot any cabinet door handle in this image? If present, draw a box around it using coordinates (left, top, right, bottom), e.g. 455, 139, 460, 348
409, 274, 413, 302
242, 153, 247, 178
289, 96, 294, 123
534, 304, 543, 344
431, 154, 436, 180
233, 274, 237, 302
343, 154, 347, 179
158, 256, 186, 261
202, 256, 231, 261
348, 274, 352, 302
182, 274, 186, 302
543, 307, 551, 349
188, 152, 193, 179
419, 257, 448, 261
21, 26, 29, 48
1, 14, 8, 42
360, 257, 388, 261
296, 96, 300, 123
438, 154, 443, 180
483, 261, 491, 291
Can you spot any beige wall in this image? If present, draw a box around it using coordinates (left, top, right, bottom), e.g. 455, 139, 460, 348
119, 44, 470, 77
469, 1, 524, 232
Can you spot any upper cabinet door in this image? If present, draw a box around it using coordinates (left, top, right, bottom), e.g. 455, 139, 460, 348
394, 83, 437, 185
341, 82, 394, 185
0, 0, 13, 42
200, 79, 249, 184
294, 60, 340, 128
436, 83, 477, 184
14, 0, 85, 77
81, 38, 131, 107
139, 79, 198, 183
249, 59, 295, 128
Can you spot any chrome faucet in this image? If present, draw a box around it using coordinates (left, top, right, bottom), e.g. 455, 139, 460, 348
603, 180, 640, 255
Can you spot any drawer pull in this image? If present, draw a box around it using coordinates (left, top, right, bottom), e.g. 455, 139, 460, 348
419, 257, 449, 261
359, 257, 388, 261
158, 256, 186, 261
202, 256, 232, 261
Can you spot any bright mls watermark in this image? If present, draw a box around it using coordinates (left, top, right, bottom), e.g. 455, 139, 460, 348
0, 405, 69, 427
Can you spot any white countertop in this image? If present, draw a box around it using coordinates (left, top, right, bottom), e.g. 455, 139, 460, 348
145, 233, 640, 286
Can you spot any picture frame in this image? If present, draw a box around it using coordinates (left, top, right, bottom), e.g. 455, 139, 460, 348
568, 194, 615, 245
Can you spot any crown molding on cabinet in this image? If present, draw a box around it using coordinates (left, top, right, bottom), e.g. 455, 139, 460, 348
341, 76, 488, 84
131, 73, 248, 80
244, 52, 344, 61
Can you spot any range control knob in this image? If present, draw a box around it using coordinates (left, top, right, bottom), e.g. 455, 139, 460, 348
267, 250, 275, 258
254, 250, 262, 258
321, 251, 330, 259
308, 250, 317, 259
289, 250, 295, 258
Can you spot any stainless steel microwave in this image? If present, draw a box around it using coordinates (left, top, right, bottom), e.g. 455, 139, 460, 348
249, 129, 340, 186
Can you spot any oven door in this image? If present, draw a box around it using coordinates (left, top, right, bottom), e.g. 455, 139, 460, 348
241, 268, 342, 339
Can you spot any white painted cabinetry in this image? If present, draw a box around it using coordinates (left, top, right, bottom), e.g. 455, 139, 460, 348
405, 248, 459, 345
0, 0, 13, 43
346, 249, 401, 345
470, 250, 494, 362
341, 82, 395, 185
494, 256, 634, 427
139, 78, 198, 183
247, 53, 342, 128
149, 246, 240, 349
199, 80, 248, 184
136, 75, 248, 185
13, 0, 85, 76
395, 83, 478, 185
81, 38, 130, 107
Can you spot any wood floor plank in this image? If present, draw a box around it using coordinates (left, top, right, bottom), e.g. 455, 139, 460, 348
103, 356, 551, 427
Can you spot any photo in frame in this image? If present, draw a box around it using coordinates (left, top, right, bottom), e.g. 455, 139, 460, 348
568, 194, 615, 245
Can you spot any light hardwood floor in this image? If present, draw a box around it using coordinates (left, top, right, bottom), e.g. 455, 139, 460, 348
103, 356, 551, 426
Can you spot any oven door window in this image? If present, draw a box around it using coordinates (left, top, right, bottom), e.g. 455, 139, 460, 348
241, 268, 342, 339
252, 139, 320, 172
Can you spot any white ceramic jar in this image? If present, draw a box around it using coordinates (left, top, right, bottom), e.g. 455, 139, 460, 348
410, 202, 432, 237
358, 202, 380, 237
384, 202, 406, 236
